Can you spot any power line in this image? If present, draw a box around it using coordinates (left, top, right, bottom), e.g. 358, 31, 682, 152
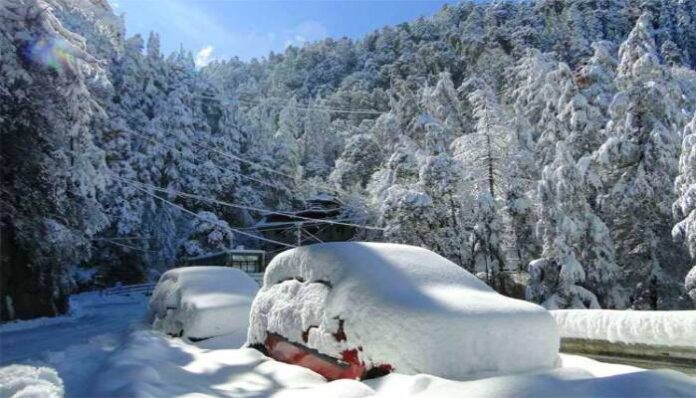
128, 113, 340, 195
98, 238, 159, 253
194, 94, 384, 115
236, 220, 330, 232
92, 236, 151, 241
127, 129, 282, 190
113, 174, 385, 231
112, 174, 297, 248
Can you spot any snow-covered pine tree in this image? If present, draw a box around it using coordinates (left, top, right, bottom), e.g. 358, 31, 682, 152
300, 99, 332, 178
593, 12, 690, 309
528, 143, 604, 309
417, 154, 470, 268
421, 72, 470, 138
673, 113, 696, 305
576, 41, 617, 126
274, 98, 304, 182
452, 78, 508, 276
330, 128, 382, 190
0, 0, 109, 319
181, 211, 235, 258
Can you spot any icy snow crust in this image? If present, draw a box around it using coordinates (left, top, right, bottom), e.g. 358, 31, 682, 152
248, 242, 560, 380
150, 266, 259, 341
552, 309, 696, 347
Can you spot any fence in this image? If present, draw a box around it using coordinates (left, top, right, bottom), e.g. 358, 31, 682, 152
102, 282, 157, 297
101, 271, 264, 296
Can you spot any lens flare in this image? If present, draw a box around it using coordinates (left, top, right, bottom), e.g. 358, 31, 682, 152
22, 36, 76, 74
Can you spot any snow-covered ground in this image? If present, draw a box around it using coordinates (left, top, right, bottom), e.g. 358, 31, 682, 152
2, 269, 696, 397
88, 329, 696, 397
0, 292, 149, 397
551, 309, 696, 347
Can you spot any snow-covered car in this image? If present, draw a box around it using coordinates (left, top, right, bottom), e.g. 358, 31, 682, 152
248, 242, 560, 381
149, 266, 259, 341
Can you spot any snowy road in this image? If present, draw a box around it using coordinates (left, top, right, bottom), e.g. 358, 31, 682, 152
0, 292, 148, 396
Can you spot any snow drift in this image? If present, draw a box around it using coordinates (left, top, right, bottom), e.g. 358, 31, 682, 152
149, 266, 259, 341
248, 242, 560, 380
0, 365, 64, 398
551, 309, 696, 347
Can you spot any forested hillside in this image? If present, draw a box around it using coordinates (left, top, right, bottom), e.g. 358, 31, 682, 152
2, 0, 696, 320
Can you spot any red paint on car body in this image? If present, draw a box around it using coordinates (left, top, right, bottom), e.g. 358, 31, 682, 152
264, 333, 365, 380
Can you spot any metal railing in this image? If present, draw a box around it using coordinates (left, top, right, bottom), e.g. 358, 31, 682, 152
102, 282, 157, 296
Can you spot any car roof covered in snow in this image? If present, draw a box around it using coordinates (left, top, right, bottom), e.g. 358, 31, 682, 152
264, 241, 492, 295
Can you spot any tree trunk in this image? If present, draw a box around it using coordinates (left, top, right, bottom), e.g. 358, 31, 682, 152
0, 224, 69, 321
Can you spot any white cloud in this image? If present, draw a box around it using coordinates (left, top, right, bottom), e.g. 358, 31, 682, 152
282, 21, 329, 50
195, 45, 214, 68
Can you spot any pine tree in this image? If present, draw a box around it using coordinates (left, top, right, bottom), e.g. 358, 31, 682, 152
452, 78, 508, 274
274, 98, 304, 181
1, 0, 109, 319
530, 139, 623, 309
301, 99, 332, 178
593, 12, 690, 309
330, 129, 382, 190
673, 113, 696, 305
181, 211, 235, 257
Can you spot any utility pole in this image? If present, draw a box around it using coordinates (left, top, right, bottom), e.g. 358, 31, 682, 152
296, 222, 302, 246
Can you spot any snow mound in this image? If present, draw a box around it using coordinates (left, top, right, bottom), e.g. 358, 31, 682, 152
551, 309, 696, 347
248, 242, 560, 380
0, 365, 64, 398
149, 266, 259, 341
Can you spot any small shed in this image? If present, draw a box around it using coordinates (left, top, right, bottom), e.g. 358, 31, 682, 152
181, 249, 266, 273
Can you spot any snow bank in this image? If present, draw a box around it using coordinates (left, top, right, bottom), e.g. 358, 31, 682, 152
92, 330, 696, 398
248, 242, 560, 380
149, 266, 259, 341
364, 366, 696, 398
0, 291, 144, 334
551, 309, 696, 347
0, 365, 64, 398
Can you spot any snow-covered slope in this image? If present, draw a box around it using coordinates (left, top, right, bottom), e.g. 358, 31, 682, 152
149, 266, 259, 341
248, 242, 560, 380
551, 309, 696, 347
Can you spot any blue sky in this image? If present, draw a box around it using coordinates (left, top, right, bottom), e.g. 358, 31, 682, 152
108, 0, 457, 65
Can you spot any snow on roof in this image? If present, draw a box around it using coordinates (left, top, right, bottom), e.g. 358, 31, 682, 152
150, 267, 259, 341
248, 242, 560, 380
